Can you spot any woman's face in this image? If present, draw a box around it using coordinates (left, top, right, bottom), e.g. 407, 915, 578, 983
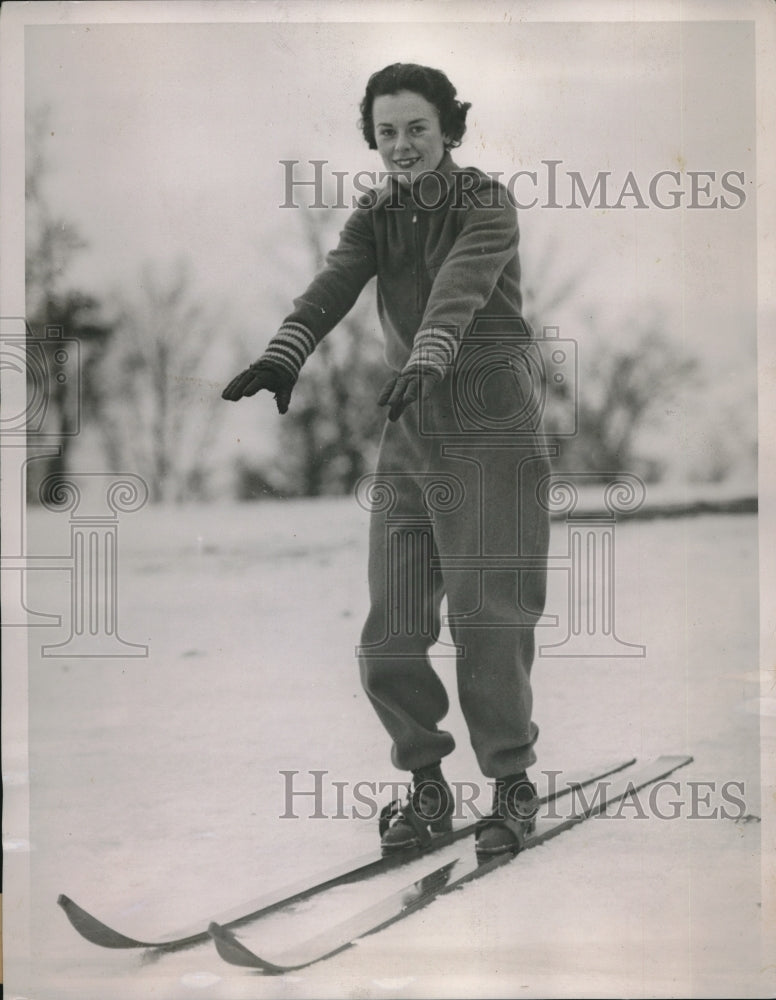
372, 90, 449, 187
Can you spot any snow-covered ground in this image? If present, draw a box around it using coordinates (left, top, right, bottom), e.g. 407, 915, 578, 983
5, 496, 773, 999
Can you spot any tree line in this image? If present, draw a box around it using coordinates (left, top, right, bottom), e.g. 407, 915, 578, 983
26, 108, 747, 504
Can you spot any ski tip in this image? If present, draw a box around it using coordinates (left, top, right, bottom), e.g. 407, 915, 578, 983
57, 893, 150, 949
209, 922, 284, 973
208, 922, 248, 956
209, 922, 254, 967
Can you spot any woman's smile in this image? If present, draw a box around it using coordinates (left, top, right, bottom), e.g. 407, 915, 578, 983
372, 90, 449, 186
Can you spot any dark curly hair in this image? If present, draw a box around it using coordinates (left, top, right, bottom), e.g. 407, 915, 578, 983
359, 63, 471, 150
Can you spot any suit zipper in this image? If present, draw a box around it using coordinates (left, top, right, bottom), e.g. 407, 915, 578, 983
412, 212, 422, 313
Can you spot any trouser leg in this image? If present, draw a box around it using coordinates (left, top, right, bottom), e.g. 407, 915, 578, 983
358, 422, 455, 771
433, 442, 551, 778
359, 341, 551, 779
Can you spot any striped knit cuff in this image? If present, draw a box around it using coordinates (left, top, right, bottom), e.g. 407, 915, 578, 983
402, 327, 458, 380
258, 322, 317, 381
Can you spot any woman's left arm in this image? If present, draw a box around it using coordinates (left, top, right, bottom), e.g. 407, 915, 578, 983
422, 193, 519, 335
380, 192, 520, 421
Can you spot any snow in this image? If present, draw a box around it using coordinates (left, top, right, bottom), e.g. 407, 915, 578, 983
5, 497, 773, 999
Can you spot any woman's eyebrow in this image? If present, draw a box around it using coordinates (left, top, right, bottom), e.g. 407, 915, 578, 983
376, 116, 431, 127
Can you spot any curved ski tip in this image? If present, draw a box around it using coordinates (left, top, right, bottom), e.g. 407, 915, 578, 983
57, 893, 147, 949
209, 922, 282, 973
208, 921, 242, 953
209, 922, 251, 964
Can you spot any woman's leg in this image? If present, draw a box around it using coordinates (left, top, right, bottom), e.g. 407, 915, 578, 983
433, 442, 551, 778
358, 418, 454, 771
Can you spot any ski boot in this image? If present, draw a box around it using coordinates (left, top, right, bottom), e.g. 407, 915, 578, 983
379, 762, 454, 851
475, 772, 539, 859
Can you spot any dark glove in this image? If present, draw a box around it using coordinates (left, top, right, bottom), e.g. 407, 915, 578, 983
379, 327, 455, 421
221, 360, 295, 414
378, 367, 444, 422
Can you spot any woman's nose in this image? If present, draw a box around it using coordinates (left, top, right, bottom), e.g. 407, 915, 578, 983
394, 130, 412, 152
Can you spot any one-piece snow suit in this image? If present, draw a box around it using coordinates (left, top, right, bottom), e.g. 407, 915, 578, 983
261, 152, 551, 778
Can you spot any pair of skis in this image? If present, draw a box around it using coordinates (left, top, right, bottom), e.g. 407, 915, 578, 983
58, 754, 691, 973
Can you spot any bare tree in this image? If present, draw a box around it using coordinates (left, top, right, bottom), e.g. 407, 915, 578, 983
251, 209, 388, 498
263, 213, 587, 498
244, 212, 705, 495
521, 238, 704, 483
25, 106, 114, 497
91, 259, 227, 502
26, 107, 88, 317
544, 314, 700, 481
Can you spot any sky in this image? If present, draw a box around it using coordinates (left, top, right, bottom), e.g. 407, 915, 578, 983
16, 6, 761, 482
24, 18, 756, 324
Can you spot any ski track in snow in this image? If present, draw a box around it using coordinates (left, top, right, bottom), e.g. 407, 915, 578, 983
12, 498, 771, 998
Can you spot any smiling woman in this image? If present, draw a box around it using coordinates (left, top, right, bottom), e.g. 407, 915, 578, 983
222, 61, 552, 860
373, 91, 447, 184
359, 63, 471, 187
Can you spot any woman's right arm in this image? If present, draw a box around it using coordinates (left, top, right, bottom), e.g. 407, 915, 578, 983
222, 207, 377, 407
